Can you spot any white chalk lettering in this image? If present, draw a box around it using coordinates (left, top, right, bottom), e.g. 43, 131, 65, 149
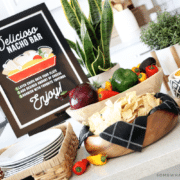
0, 27, 38, 51
30, 82, 62, 110
6, 39, 29, 53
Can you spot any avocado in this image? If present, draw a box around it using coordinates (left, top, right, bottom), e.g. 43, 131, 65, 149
139, 57, 156, 73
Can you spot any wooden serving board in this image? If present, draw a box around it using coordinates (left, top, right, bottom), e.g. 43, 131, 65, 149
85, 110, 179, 158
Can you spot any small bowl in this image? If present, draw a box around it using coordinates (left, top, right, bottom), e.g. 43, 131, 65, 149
169, 69, 180, 98
173, 68, 180, 79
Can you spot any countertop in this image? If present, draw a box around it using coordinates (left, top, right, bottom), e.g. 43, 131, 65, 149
0, 106, 180, 180
68, 117, 180, 180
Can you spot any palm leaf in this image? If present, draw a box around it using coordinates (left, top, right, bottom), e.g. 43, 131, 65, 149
100, 0, 113, 68
88, 0, 101, 25
60, 0, 81, 39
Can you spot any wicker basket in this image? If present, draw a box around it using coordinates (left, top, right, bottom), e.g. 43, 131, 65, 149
0, 122, 79, 180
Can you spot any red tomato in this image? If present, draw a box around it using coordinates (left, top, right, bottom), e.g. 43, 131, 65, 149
33, 55, 42, 60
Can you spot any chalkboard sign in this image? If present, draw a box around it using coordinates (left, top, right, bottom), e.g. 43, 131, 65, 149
0, 3, 89, 137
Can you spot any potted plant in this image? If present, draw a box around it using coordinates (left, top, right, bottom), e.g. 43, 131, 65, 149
140, 11, 180, 76
60, 0, 120, 84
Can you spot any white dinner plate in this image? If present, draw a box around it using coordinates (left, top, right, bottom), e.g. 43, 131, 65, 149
0, 129, 62, 166
3, 139, 63, 178
4, 155, 44, 178
1, 133, 64, 168
2, 135, 64, 169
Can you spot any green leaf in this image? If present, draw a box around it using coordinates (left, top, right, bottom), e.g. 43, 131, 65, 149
88, 0, 101, 25
66, 39, 85, 67
38, 49, 45, 58
66, 38, 81, 58
69, 0, 74, 7
140, 11, 180, 50
95, 22, 102, 52
96, 0, 102, 13
83, 27, 96, 77
71, 0, 82, 24
101, 0, 113, 68
88, 80, 103, 89
60, 91, 67, 95
81, 13, 99, 50
38, 49, 42, 55
76, 58, 85, 67
91, 46, 105, 75
75, 41, 85, 63
66, 39, 76, 51
98, 66, 111, 72
81, 16, 86, 40
60, 0, 81, 39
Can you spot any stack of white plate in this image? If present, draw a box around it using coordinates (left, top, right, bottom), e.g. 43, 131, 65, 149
0, 129, 64, 178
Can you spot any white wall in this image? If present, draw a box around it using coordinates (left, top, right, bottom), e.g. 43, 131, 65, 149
50, 0, 89, 42
0, 1, 9, 19
0, 0, 178, 146
152, 0, 180, 12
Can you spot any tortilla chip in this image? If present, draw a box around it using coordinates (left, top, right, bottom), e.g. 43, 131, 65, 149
126, 91, 137, 104
94, 123, 108, 135
88, 112, 104, 133
122, 109, 133, 121
142, 95, 152, 113
137, 98, 144, 108
146, 93, 160, 108
138, 107, 148, 116
126, 114, 136, 123
105, 99, 114, 107
123, 101, 135, 112
87, 91, 161, 135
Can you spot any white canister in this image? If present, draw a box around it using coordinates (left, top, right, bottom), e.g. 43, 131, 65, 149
114, 8, 140, 43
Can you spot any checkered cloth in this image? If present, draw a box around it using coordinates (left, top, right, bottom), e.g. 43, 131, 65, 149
149, 93, 180, 115
78, 126, 93, 148
79, 93, 180, 151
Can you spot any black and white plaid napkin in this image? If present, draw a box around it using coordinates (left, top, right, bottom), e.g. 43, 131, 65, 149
79, 93, 180, 151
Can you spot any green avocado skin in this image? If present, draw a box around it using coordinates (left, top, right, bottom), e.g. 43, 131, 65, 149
111, 68, 138, 92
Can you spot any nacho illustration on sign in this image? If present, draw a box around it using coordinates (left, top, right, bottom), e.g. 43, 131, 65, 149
2, 46, 56, 83
0, 3, 88, 137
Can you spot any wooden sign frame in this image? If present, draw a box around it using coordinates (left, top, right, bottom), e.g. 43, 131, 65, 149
0, 3, 89, 137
